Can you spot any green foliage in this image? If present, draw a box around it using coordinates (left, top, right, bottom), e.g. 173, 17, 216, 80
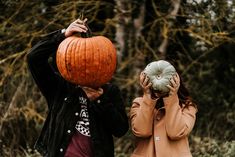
185, 42, 235, 140
190, 136, 235, 157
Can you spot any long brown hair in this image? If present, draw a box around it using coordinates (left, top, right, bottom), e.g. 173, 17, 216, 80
177, 74, 197, 108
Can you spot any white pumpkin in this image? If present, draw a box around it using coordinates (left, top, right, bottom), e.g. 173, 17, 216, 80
143, 60, 176, 94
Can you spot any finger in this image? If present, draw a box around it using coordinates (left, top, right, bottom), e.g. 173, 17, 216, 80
75, 19, 84, 24
140, 72, 145, 78
173, 74, 178, 83
172, 74, 180, 89
140, 73, 145, 86
144, 82, 152, 95
170, 78, 177, 87
76, 24, 88, 30
70, 27, 87, 33
82, 87, 95, 92
143, 75, 149, 86
83, 18, 88, 23
166, 84, 174, 91
97, 88, 104, 95
146, 82, 152, 89
175, 73, 180, 84
82, 87, 90, 92
71, 23, 88, 31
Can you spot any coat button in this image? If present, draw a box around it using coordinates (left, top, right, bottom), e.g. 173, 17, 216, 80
60, 148, 63, 152
64, 97, 68, 101
97, 99, 101, 104
75, 112, 79, 116
155, 136, 160, 141
67, 130, 71, 134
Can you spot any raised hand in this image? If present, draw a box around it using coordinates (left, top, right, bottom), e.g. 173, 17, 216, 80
140, 72, 151, 94
139, 72, 158, 101
163, 73, 180, 105
65, 18, 88, 37
166, 73, 180, 97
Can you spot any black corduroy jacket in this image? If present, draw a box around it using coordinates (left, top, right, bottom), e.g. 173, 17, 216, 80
27, 30, 129, 157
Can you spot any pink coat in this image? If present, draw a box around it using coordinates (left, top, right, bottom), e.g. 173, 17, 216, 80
130, 96, 197, 157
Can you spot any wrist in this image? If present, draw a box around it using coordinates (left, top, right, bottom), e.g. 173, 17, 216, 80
143, 93, 157, 106
163, 94, 179, 107
63, 29, 71, 38
61, 28, 67, 37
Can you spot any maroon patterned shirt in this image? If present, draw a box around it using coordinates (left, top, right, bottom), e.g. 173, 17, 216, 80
65, 96, 93, 157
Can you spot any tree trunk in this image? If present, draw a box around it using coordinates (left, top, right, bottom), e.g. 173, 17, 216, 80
114, 0, 146, 101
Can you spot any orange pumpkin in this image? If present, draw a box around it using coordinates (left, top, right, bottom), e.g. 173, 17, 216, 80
56, 36, 117, 88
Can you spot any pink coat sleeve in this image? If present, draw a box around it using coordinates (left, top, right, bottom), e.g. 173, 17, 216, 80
164, 96, 197, 140
130, 97, 156, 137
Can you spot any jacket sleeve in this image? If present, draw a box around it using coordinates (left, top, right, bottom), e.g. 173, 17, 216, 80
27, 30, 66, 106
90, 84, 129, 137
164, 96, 197, 140
130, 97, 156, 137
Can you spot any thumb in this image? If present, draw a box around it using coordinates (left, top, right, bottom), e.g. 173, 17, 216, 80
83, 18, 88, 23
97, 88, 103, 95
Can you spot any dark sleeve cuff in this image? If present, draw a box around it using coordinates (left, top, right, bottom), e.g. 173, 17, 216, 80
44, 29, 66, 43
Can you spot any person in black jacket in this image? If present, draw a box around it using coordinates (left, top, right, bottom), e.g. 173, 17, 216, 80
27, 18, 129, 157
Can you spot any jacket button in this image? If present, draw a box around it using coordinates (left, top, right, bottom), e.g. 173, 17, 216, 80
97, 100, 101, 104
67, 130, 71, 134
60, 148, 63, 152
75, 112, 79, 116
155, 136, 160, 141
64, 97, 68, 101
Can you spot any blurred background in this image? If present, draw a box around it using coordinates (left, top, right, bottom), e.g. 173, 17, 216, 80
0, 0, 235, 156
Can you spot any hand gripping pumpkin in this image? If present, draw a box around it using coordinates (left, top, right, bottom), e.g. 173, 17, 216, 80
143, 60, 176, 95
56, 35, 117, 88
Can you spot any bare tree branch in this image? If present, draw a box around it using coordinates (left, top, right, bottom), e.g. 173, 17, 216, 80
158, 0, 181, 57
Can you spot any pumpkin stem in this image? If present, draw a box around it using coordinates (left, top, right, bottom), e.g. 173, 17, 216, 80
78, 11, 92, 38
81, 22, 92, 38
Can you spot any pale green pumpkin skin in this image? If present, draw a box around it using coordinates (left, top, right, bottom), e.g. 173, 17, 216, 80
143, 60, 176, 95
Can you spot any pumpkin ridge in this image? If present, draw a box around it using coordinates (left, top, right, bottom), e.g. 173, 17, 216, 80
100, 37, 108, 85
92, 36, 102, 86
65, 38, 76, 81
84, 38, 88, 85
80, 39, 86, 85
88, 37, 97, 87
85, 38, 93, 86
96, 37, 102, 87
58, 38, 74, 81
74, 38, 81, 83
71, 38, 79, 83
79, 38, 85, 85
102, 37, 116, 84
56, 43, 62, 78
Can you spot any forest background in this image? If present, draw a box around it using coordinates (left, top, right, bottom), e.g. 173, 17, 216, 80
0, 0, 235, 156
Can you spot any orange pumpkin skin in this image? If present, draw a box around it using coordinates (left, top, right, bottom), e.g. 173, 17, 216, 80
56, 36, 117, 88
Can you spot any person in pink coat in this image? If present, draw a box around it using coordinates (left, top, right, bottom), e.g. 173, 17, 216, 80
130, 71, 197, 157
